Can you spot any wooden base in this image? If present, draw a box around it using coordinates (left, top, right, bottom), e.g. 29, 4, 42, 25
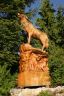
18, 43, 51, 87
18, 71, 50, 87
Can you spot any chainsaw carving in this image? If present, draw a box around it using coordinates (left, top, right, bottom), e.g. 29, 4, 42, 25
17, 13, 51, 87
18, 13, 49, 51
18, 43, 50, 87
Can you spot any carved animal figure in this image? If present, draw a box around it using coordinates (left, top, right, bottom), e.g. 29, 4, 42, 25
18, 13, 49, 51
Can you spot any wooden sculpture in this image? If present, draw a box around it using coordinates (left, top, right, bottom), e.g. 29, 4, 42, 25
17, 13, 51, 87
18, 13, 49, 51
18, 44, 50, 87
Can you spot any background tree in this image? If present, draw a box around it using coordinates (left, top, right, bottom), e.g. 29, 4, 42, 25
0, 0, 35, 95
0, 0, 64, 95
37, 0, 64, 86
56, 7, 64, 47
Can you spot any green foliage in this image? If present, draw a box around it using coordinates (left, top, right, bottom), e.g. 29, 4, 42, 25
38, 91, 52, 96
49, 42, 64, 86
37, 0, 55, 33
0, 0, 64, 95
37, 0, 64, 86
0, 0, 35, 95
0, 18, 19, 95
56, 7, 64, 47
31, 38, 42, 49
0, 0, 34, 12
0, 64, 17, 96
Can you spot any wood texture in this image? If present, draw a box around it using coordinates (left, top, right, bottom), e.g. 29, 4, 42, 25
17, 44, 50, 87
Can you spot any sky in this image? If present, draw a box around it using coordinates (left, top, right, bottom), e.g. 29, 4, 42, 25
51, 0, 64, 9
25, 0, 64, 24
25, 0, 64, 12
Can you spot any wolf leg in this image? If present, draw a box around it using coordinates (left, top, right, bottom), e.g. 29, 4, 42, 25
41, 45, 45, 51
28, 34, 31, 44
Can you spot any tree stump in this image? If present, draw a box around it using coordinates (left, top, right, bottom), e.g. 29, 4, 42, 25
17, 43, 51, 87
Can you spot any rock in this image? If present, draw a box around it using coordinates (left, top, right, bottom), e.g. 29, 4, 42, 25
10, 86, 64, 96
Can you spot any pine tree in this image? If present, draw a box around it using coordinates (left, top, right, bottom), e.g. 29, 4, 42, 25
0, 0, 35, 95
37, 0, 55, 33
56, 7, 64, 47
37, 0, 64, 86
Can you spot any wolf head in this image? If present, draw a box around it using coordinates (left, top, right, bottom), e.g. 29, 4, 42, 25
18, 13, 28, 20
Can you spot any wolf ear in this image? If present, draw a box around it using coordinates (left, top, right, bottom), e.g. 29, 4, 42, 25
17, 13, 21, 17
25, 15, 28, 19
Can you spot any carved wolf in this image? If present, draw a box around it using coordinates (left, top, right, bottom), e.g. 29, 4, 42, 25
18, 13, 49, 51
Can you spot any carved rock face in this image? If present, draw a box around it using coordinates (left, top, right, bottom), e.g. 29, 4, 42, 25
17, 43, 51, 87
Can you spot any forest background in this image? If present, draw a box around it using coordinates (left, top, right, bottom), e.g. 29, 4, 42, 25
0, 0, 64, 96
